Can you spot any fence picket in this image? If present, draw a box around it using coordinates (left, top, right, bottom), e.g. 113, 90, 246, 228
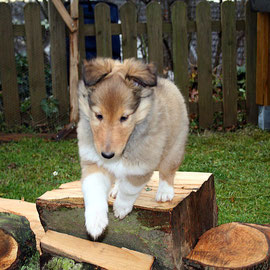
171, 1, 189, 105
48, 0, 69, 122
197, 1, 213, 129
24, 3, 47, 125
95, 3, 112, 58
245, 1, 257, 124
221, 1, 237, 127
120, 2, 137, 59
146, 2, 163, 75
0, 3, 21, 126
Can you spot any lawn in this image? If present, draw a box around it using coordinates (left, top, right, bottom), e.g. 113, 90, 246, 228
0, 126, 269, 225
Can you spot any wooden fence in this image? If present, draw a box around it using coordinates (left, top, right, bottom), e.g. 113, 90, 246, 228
0, 1, 257, 129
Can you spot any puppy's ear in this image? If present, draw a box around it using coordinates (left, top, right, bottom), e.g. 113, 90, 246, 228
124, 58, 157, 88
82, 58, 113, 86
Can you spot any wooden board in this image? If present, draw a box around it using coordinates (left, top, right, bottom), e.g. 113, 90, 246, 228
245, 1, 258, 124
95, 3, 112, 58
146, 2, 163, 75
120, 2, 137, 60
221, 1, 238, 127
41, 230, 154, 270
0, 3, 21, 127
183, 222, 270, 269
37, 171, 217, 269
48, 0, 69, 123
171, 1, 189, 105
24, 3, 47, 126
196, 1, 213, 129
0, 198, 45, 253
256, 12, 270, 106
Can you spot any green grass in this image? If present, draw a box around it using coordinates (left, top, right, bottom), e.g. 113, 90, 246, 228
0, 126, 269, 225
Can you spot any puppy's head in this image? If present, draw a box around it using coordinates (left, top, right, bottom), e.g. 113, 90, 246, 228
78, 58, 157, 159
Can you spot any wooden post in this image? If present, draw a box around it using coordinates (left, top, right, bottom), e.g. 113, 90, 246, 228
196, 1, 213, 129
256, 13, 270, 106
24, 3, 47, 125
120, 2, 137, 60
171, 1, 189, 106
0, 3, 21, 126
69, 0, 79, 123
221, 1, 238, 128
146, 2, 163, 75
245, 0, 258, 124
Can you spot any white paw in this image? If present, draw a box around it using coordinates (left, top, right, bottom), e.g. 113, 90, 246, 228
109, 181, 120, 199
85, 208, 108, 240
113, 198, 133, 219
156, 179, 174, 202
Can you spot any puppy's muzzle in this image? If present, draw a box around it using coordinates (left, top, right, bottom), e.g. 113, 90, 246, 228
101, 152, 115, 159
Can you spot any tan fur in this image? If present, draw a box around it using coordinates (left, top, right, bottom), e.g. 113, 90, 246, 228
78, 57, 189, 191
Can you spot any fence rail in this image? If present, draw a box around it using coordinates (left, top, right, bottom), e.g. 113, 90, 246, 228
0, 0, 257, 129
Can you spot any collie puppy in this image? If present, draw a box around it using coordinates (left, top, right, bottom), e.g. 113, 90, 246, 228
77, 58, 189, 239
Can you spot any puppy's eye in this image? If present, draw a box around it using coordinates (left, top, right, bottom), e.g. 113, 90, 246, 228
95, 114, 103, 121
133, 81, 140, 88
120, 115, 128, 122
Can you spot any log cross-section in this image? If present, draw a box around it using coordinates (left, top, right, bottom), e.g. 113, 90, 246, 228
36, 171, 217, 270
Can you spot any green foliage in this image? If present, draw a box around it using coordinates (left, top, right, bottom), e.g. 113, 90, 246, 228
21, 252, 40, 270
41, 96, 59, 119
42, 257, 86, 270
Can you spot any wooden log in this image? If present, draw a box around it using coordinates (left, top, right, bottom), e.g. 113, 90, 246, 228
41, 230, 154, 270
0, 198, 45, 253
36, 172, 217, 270
0, 212, 37, 269
183, 222, 270, 269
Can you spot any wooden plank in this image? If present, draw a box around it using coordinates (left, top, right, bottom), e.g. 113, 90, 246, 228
146, 2, 163, 74
48, 0, 69, 122
0, 198, 45, 254
24, 3, 47, 125
221, 1, 237, 127
171, 1, 189, 105
245, 1, 258, 124
196, 1, 213, 129
94, 3, 112, 58
0, 3, 21, 126
51, 0, 76, 32
69, 0, 79, 123
120, 2, 137, 59
256, 13, 270, 106
78, 5, 85, 80
41, 230, 154, 270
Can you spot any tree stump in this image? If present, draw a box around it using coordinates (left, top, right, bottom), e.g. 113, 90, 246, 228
183, 222, 270, 269
36, 171, 217, 270
0, 212, 37, 269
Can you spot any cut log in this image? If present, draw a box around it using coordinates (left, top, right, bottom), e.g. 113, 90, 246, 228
183, 222, 270, 269
36, 171, 217, 270
41, 230, 154, 270
0, 198, 45, 253
0, 212, 37, 269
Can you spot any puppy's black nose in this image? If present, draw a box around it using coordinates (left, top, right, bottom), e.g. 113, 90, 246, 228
101, 152, 115, 159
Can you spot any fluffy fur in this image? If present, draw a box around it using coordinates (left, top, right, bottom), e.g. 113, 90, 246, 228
77, 58, 189, 239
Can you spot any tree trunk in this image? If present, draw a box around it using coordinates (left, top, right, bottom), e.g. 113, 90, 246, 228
183, 222, 270, 269
0, 212, 37, 269
36, 171, 218, 270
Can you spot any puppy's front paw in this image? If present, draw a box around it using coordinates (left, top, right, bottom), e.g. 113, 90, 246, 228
109, 182, 119, 199
156, 180, 174, 202
85, 208, 108, 240
113, 198, 133, 219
